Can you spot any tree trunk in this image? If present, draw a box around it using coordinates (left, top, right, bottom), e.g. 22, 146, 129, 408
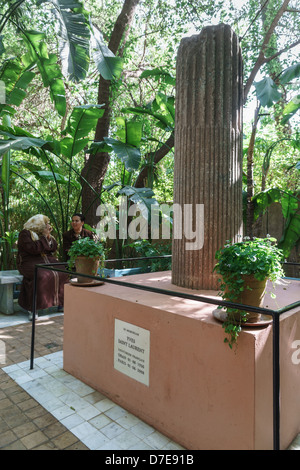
243, 0, 291, 103
246, 104, 261, 237
134, 133, 174, 188
81, 0, 140, 227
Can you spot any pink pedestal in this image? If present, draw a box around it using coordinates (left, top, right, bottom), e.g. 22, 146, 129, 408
63, 272, 300, 450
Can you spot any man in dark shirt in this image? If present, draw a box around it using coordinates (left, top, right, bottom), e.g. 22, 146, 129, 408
62, 213, 94, 261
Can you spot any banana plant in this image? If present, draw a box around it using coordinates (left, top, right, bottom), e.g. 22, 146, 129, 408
1, 0, 123, 84
123, 92, 175, 133
0, 57, 35, 118
0, 104, 105, 258
21, 29, 67, 116
0, 113, 14, 268
87, 115, 161, 261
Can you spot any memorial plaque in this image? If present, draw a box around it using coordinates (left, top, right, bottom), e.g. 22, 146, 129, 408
114, 319, 150, 386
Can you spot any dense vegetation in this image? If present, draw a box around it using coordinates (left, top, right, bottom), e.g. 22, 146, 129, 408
0, 0, 299, 269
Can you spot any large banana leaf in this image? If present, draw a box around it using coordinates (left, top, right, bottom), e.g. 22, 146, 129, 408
252, 187, 284, 220
17, 160, 80, 188
153, 93, 175, 124
254, 77, 282, 108
0, 127, 62, 166
123, 93, 175, 132
91, 24, 123, 80
0, 103, 104, 160
38, 0, 91, 82
117, 186, 158, 219
61, 104, 105, 157
140, 68, 176, 86
0, 58, 35, 116
115, 117, 143, 148
104, 137, 141, 172
281, 95, 300, 125
22, 30, 66, 116
279, 63, 300, 85
279, 63, 300, 124
254, 63, 300, 119
0, 135, 48, 155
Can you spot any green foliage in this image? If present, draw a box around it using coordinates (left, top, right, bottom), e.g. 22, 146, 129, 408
214, 236, 285, 283
123, 92, 175, 133
254, 77, 282, 108
37, 0, 91, 82
90, 23, 123, 80
252, 188, 300, 257
0, 0, 123, 90
117, 186, 158, 219
125, 239, 172, 272
214, 236, 285, 349
21, 29, 66, 116
140, 68, 176, 86
61, 104, 105, 157
0, 0, 299, 273
0, 103, 106, 259
103, 137, 141, 172
0, 58, 35, 117
0, 230, 19, 269
67, 236, 105, 266
254, 62, 300, 122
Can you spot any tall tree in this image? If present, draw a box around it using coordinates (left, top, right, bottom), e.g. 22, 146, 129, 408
244, 0, 299, 234
81, 0, 140, 225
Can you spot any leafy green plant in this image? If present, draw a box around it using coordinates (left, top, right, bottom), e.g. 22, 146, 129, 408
252, 188, 300, 257
0, 0, 123, 84
125, 239, 172, 272
67, 236, 105, 269
0, 104, 105, 258
214, 236, 285, 349
254, 62, 300, 123
0, 229, 19, 269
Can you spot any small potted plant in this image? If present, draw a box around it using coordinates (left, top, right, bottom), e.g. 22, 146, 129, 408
67, 237, 105, 284
213, 236, 285, 349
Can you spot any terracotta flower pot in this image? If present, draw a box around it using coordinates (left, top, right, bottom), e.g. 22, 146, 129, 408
226, 274, 267, 323
75, 256, 100, 283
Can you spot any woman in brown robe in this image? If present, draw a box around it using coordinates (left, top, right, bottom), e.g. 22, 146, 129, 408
62, 213, 94, 261
17, 214, 69, 319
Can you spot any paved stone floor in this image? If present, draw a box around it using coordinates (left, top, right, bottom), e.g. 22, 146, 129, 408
0, 312, 183, 450
0, 311, 299, 450
0, 314, 87, 450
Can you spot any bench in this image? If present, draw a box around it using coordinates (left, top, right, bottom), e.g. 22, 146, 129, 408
0, 270, 24, 315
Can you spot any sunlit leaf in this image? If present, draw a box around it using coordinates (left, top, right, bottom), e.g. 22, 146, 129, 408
104, 137, 141, 172
91, 24, 123, 80
254, 77, 282, 107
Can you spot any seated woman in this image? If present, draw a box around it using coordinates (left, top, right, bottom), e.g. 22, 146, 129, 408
62, 213, 94, 261
17, 214, 69, 320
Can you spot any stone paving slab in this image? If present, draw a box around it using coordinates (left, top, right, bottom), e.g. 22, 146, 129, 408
0, 316, 88, 450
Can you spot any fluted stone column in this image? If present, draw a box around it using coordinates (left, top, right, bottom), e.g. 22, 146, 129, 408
172, 24, 243, 290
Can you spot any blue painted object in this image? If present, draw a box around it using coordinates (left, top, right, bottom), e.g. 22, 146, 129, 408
98, 267, 149, 278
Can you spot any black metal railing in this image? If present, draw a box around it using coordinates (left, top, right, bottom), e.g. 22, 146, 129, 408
29, 258, 300, 451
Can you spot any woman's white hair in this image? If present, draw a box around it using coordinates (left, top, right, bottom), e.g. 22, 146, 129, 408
24, 214, 50, 240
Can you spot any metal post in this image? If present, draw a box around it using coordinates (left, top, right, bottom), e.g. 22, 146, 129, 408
273, 312, 280, 450
30, 265, 38, 369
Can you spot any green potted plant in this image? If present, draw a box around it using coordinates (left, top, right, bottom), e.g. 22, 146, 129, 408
214, 236, 285, 349
67, 237, 105, 284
